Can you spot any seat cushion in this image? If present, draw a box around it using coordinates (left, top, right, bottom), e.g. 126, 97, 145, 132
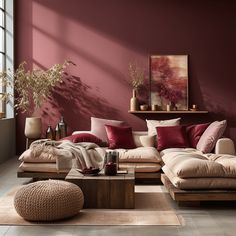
160, 148, 201, 157
113, 147, 161, 163
163, 165, 236, 189
162, 151, 236, 178
119, 163, 161, 173
19, 162, 69, 173
19, 149, 57, 163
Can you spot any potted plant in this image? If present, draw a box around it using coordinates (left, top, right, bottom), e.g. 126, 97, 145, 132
0, 60, 74, 138
128, 62, 146, 111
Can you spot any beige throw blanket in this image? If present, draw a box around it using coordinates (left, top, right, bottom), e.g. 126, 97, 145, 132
28, 140, 106, 171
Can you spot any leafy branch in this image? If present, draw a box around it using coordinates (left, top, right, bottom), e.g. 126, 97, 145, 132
0, 60, 75, 115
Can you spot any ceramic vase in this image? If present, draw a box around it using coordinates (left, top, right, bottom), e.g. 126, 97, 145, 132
130, 89, 139, 111
24, 117, 42, 139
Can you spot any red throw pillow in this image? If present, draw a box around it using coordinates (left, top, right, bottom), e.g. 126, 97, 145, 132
156, 125, 189, 151
186, 123, 210, 148
61, 133, 103, 145
105, 125, 136, 149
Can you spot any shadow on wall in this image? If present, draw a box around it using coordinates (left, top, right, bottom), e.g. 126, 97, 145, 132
41, 75, 121, 135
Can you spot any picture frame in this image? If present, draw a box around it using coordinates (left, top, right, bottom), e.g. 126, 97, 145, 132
149, 55, 188, 111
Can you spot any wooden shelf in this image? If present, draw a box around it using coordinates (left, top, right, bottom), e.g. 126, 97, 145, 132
128, 110, 208, 114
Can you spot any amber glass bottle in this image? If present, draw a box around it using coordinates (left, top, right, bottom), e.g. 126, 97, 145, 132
58, 116, 67, 138
46, 125, 54, 140
55, 124, 61, 140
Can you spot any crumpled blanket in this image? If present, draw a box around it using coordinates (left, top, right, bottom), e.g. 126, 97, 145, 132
28, 139, 106, 171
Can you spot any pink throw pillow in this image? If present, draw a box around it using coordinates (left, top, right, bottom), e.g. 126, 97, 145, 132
156, 125, 189, 151
196, 120, 227, 153
61, 133, 102, 145
186, 123, 210, 148
91, 117, 126, 142
105, 125, 136, 149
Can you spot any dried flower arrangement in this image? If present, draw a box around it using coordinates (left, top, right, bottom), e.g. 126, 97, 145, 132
128, 62, 145, 90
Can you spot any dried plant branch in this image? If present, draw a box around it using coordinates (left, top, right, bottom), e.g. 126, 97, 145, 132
128, 62, 145, 90
0, 60, 74, 115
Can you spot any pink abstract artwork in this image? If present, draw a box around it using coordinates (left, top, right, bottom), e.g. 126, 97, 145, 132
150, 55, 188, 110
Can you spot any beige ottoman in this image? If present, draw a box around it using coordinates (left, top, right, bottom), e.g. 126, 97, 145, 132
14, 180, 84, 221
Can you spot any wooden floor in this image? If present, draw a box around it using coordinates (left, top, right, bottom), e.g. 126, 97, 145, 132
1, 158, 236, 236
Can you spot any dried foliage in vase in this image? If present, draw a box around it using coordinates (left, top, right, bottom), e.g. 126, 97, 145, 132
128, 62, 145, 90
0, 60, 75, 115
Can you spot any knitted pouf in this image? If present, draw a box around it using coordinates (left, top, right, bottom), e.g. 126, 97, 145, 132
14, 180, 84, 221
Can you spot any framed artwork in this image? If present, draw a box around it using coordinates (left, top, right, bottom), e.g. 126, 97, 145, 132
150, 55, 188, 110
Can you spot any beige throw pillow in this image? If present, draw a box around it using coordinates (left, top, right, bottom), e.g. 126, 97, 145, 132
139, 135, 155, 147
146, 118, 181, 136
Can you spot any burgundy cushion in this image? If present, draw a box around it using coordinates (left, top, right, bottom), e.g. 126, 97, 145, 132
91, 117, 126, 142
61, 133, 102, 145
105, 125, 136, 149
186, 123, 210, 148
156, 125, 189, 151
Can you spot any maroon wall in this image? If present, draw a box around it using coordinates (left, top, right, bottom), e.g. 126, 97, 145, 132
15, 0, 236, 153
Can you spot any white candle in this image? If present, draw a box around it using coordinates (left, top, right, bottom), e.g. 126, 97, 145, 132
192, 104, 196, 109
166, 104, 170, 111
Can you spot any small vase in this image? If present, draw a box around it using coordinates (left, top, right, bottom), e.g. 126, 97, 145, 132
24, 117, 42, 139
130, 89, 139, 111
170, 101, 178, 111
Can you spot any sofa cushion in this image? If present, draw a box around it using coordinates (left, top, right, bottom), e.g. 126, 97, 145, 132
162, 151, 236, 178
156, 125, 189, 151
91, 117, 126, 142
160, 148, 202, 157
119, 162, 161, 173
139, 135, 155, 147
146, 118, 181, 136
19, 148, 57, 163
112, 147, 161, 163
19, 162, 69, 173
105, 125, 136, 149
132, 131, 148, 147
186, 123, 210, 148
196, 120, 227, 153
163, 165, 236, 189
61, 133, 102, 145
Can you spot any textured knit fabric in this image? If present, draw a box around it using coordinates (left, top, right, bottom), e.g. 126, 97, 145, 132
14, 180, 84, 221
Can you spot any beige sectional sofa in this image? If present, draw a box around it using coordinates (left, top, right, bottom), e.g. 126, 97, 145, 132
18, 130, 236, 183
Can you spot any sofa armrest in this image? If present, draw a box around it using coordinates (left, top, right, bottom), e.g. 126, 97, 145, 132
215, 138, 236, 155
72, 130, 92, 135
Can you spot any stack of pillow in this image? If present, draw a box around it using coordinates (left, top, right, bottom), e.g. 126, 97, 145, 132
147, 119, 226, 153
76, 117, 226, 154
69, 117, 227, 174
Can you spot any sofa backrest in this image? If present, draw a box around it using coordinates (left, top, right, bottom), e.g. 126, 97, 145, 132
72, 130, 149, 147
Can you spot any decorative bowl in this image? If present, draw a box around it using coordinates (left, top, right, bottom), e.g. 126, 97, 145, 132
140, 104, 149, 111
77, 167, 101, 176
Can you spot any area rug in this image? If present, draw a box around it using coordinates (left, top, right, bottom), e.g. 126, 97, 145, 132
0, 185, 181, 226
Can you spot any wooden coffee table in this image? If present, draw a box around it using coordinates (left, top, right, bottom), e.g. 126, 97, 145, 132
65, 168, 135, 209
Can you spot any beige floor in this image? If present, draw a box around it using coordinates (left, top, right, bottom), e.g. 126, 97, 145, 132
1, 158, 236, 235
